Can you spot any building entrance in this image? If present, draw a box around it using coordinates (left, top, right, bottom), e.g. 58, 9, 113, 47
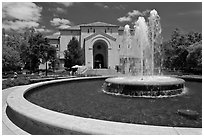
93, 40, 108, 69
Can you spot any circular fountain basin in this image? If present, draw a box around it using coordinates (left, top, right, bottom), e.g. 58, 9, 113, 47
104, 76, 185, 98
4, 76, 201, 134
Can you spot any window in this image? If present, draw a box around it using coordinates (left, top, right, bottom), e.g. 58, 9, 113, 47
93, 29, 95, 33
88, 29, 89, 33
105, 29, 106, 33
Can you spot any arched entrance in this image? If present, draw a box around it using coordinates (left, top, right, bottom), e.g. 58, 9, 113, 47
93, 40, 108, 69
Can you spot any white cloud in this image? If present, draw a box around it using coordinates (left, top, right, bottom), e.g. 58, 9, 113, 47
56, 7, 66, 13
50, 18, 71, 26
117, 16, 132, 22
3, 20, 39, 31
50, 18, 72, 29
2, 2, 42, 21
57, 2, 74, 7
117, 9, 150, 23
58, 25, 71, 29
128, 10, 142, 17
53, 32, 60, 36
2, 2, 43, 31
35, 28, 52, 33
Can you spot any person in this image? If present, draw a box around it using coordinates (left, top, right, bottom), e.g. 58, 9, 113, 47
115, 65, 119, 72
13, 72, 18, 78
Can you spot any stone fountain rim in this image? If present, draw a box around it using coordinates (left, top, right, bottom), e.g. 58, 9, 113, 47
105, 76, 185, 86
5, 76, 201, 135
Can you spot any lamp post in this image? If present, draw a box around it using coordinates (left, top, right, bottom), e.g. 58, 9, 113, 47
45, 52, 48, 76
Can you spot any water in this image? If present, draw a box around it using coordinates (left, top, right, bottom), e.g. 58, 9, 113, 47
120, 9, 162, 76
25, 79, 202, 128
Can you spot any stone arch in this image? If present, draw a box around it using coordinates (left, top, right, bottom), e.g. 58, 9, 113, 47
91, 36, 111, 49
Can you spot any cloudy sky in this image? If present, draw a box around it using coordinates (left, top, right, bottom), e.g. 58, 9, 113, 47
2, 2, 202, 41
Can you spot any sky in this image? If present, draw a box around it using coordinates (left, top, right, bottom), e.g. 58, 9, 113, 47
2, 1, 202, 41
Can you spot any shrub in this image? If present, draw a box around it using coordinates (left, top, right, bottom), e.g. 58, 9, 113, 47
2, 77, 30, 90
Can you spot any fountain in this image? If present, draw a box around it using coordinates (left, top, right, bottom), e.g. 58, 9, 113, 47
104, 9, 185, 98
3, 9, 201, 135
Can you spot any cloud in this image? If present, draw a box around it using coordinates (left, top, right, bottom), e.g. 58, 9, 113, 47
3, 2, 42, 21
35, 28, 53, 33
56, 2, 74, 7
2, 2, 43, 31
3, 20, 39, 31
117, 9, 150, 23
58, 25, 71, 29
128, 10, 142, 17
94, 3, 109, 9
117, 16, 132, 22
50, 18, 71, 26
56, 7, 66, 13
50, 18, 72, 29
53, 32, 60, 36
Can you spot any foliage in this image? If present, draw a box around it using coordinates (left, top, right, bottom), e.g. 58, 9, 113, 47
64, 37, 83, 69
186, 41, 202, 69
2, 44, 22, 71
2, 77, 30, 90
64, 50, 72, 69
2, 28, 57, 73
162, 28, 202, 73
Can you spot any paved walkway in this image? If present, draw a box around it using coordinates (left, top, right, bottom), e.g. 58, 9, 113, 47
2, 86, 25, 135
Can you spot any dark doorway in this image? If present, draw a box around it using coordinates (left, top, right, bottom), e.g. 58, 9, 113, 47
94, 54, 104, 68
93, 40, 108, 69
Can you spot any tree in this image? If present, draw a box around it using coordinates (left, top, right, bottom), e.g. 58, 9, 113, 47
2, 44, 22, 72
64, 37, 82, 69
27, 32, 56, 72
40, 43, 57, 71
64, 50, 72, 69
2, 29, 25, 72
2, 27, 57, 73
186, 41, 202, 69
162, 28, 202, 71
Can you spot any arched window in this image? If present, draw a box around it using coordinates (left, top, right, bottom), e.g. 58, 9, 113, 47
93, 29, 95, 33
88, 29, 89, 33
105, 29, 106, 33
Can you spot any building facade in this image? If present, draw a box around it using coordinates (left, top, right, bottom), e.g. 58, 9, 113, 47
48, 22, 142, 71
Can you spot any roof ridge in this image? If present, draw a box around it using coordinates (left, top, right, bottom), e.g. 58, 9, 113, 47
80, 21, 118, 27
